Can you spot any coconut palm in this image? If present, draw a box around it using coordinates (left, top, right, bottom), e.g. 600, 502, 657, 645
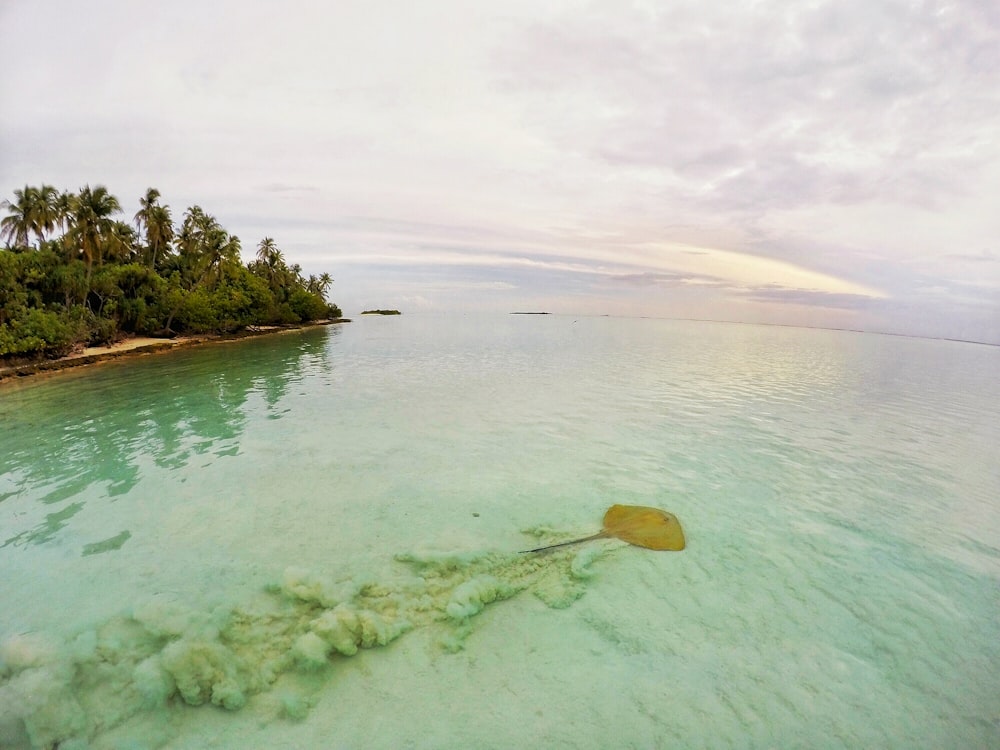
178, 206, 240, 289
133, 188, 161, 231
55, 190, 74, 235
256, 236, 278, 264
106, 221, 139, 263
199, 228, 242, 288
134, 189, 174, 269
32, 185, 61, 245
176, 206, 214, 282
0, 186, 33, 248
254, 236, 286, 289
146, 204, 174, 270
305, 273, 333, 297
317, 272, 333, 297
68, 184, 123, 289
0, 185, 63, 248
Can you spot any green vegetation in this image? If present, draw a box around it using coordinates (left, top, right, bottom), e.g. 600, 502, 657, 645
360, 309, 401, 315
1, 184, 342, 361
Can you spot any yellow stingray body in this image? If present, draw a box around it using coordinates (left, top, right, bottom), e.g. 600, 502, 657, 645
522, 504, 685, 553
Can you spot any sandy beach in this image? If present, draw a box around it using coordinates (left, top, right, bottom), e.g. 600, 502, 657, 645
0, 320, 346, 384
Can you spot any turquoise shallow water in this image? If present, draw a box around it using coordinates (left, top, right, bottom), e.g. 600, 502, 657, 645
1, 315, 998, 749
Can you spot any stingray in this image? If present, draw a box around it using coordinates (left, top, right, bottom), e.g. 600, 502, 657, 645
522, 504, 686, 553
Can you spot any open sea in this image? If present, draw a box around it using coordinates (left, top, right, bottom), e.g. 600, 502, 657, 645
1, 314, 998, 749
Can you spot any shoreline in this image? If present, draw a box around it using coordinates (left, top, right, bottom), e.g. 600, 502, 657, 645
0, 319, 350, 385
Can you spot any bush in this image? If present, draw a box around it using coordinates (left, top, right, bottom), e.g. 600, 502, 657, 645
2, 185, 342, 359
288, 289, 329, 322
211, 270, 274, 331
87, 314, 118, 346
174, 288, 217, 333
0, 307, 79, 358
271, 302, 301, 325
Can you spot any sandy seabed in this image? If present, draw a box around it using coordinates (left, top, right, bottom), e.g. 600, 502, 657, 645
3, 314, 997, 749
0, 538, 603, 749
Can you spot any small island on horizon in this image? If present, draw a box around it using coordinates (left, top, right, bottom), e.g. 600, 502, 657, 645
510, 311, 551, 315
361, 309, 401, 315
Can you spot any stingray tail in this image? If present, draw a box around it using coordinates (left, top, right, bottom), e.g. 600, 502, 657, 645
520, 531, 607, 554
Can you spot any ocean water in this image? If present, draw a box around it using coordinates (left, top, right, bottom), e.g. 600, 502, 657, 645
1, 314, 998, 749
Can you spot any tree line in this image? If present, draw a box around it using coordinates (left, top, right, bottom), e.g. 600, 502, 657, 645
1, 184, 342, 360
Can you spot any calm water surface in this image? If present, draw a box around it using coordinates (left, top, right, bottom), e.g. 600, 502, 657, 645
1, 315, 998, 749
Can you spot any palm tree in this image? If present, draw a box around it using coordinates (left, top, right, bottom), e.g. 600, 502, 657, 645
254, 236, 285, 289
305, 273, 333, 297
146, 204, 174, 270
134, 188, 174, 269
317, 272, 333, 298
55, 190, 74, 235
106, 221, 139, 263
0, 186, 33, 248
256, 236, 278, 264
1, 185, 62, 248
199, 228, 241, 288
177, 205, 240, 289
176, 205, 214, 283
133, 188, 160, 231
68, 184, 122, 290
163, 206, 241, 333
35, 185, 61, 245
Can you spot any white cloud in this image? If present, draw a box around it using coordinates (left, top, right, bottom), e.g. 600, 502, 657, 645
1, 0, 998, 341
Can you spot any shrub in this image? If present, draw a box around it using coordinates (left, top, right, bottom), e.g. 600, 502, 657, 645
0, 307, 78, 358
288, 289, 329, 322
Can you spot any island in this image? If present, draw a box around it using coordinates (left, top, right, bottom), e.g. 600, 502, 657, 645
1, 183, 343, 368
360, 309, 401, 315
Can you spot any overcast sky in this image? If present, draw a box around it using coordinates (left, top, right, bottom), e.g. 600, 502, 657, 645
2, 0, 998, 342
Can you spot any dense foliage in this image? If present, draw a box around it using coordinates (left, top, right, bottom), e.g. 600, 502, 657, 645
1, 185, 341, 360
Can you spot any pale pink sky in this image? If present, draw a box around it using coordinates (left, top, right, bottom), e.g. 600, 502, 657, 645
2, 0, 998, 342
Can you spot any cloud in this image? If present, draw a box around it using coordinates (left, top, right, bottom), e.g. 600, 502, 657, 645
608, 271, 727, 288
496, 0, 1000, 219
1, 0, 998, 342
739, 286, 881, 311
607, 268, 884, 314
947, 249, 999, 264
256, 184, 320, 194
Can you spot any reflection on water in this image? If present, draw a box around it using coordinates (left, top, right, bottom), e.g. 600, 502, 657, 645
0, 327, 338, 549
4, 501, 85, 549
0, 315, 998, 749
